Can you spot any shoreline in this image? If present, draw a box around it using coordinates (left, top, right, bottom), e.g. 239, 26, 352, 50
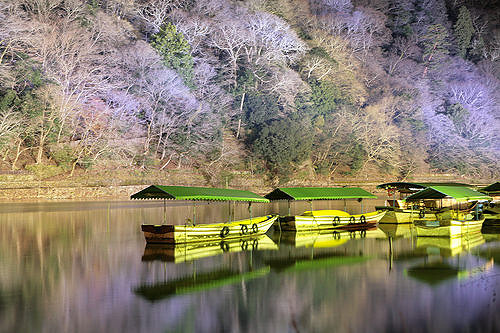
0, 169, 487, 201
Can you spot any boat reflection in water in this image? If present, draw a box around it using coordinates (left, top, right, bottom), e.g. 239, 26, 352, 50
136, 235, 278, 301
141, 234, 278, 264
416, 232, 485, 257
407, 233, 493, 286
274, 226, 386, 248
136, 227, 383, 302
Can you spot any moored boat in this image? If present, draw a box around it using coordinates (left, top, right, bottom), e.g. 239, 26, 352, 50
279, 209, 386, 231
376, 182, 474, 223
131, 185, 276, 244
405, 185, 492, 238
141, 214, 278, 244
480, 182, 500, 201
265, 187, 386, 231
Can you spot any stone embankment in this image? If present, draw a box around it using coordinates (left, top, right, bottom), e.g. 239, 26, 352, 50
0, 169, 480, 201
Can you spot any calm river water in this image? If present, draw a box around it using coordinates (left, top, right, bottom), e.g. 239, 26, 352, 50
0, 200, 499, 333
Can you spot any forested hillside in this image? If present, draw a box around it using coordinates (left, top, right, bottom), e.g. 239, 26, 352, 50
0, 0, 499, 184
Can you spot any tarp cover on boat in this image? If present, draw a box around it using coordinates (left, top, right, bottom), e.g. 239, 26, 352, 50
481, 182, 500, 194
131, 185, 270, 202
376, 182, 472, 192
405, 186, 492, 202
264, 187, 377, 201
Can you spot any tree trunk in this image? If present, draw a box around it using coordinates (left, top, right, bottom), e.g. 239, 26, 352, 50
236, 92, 245, 139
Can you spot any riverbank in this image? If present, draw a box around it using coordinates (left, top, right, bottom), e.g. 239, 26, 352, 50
0, 167, 483, 201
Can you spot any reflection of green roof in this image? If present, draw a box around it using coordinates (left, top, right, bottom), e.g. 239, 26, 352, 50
134, 267, 270, 302
266, 254, 370, 272
376, 182, 472, 191
405, 186, 492, 202
407, 262, 459, 286
265, 187, 376, 201
131, 185, 269, 202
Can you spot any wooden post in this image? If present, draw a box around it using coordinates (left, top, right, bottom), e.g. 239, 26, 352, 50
287, 200, 291, 216
163, 199, 166, 225
388, 236, 393, 272
193, 204, 196, 226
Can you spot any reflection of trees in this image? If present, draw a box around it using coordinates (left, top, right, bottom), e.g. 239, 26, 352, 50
0, 204, 142, 332
1, 204, 499, 332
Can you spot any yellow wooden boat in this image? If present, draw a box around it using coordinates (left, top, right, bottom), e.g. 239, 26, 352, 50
132, 185, 276, 244
265, 187, 386, 231
141, 214, 278, 244
279, 209, 386, 231
376, 182, 479, 224
379, 207, 438, 223
407, 186, 491, 238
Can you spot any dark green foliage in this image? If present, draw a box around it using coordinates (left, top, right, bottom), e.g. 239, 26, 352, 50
0, 90, 18, 110
345, 143, 366, 174
447, 103, 469, 129
387, 2, 415, 38
421, 24, 450, 71
252, 116, 313, 179
49, 145, 76, 171
0, 61, 45, 109
241, 92, 281, 128
308, 47, 336, 64
12, 61, 45, 91
235, 68, 258, 94
151, 23, 194, 87
454, 6, 474, 58
300, 79, 344, 117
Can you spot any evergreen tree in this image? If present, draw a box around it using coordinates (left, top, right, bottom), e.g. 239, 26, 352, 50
252, 116, 313, 180
454, 6, 474, 59
421, 24, 450, 76
151, 23, 194, 87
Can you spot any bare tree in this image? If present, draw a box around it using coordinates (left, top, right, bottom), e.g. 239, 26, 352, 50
210, 20, 249, 88
135, 0, 186, 35
386, 36, 419, 75
247, 11, 307, 65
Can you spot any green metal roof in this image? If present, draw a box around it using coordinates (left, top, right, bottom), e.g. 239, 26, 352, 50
130, 185, 269, 202
265, 187, 377, 201
376, 182, 472, 191
481, 182, 500, 193
405, 186, 492, 202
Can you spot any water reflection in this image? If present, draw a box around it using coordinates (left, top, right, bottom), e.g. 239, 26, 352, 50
1, 200, 499, 332
142, 235, 278, 263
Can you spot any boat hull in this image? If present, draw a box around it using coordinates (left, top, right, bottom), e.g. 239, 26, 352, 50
276, 210, 386, 232
142, 215, 278, 244
378, 208, 437, 224
415, 218, 484, 238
